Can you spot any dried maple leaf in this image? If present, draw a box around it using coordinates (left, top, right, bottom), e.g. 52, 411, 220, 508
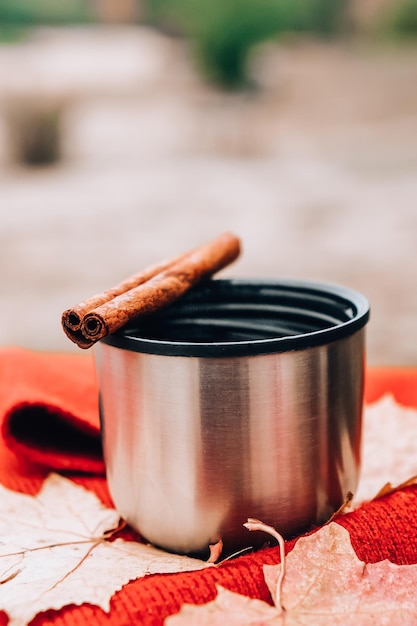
207, 540, 224, 564
372, 474, 417, 500
0, 474, 209, 626
166, 522, 417, 625
356, 395, 417, 503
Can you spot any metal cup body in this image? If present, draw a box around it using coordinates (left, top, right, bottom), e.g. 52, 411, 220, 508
95, 324, 365, 554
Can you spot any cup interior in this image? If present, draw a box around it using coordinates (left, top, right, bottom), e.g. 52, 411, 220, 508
101, 278, 370, 357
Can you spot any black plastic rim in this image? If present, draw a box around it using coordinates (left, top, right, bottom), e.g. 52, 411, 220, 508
101, 278, 370, 357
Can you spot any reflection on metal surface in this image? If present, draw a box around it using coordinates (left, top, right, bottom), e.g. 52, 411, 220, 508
96, 329, 365, 555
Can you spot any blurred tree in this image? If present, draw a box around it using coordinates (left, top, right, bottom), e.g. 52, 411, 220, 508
0, 0, 93, 26
381, 0, 417, 38
145, 0, 347, 89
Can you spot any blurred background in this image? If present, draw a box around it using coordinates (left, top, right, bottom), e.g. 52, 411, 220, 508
0, 0, 416, 364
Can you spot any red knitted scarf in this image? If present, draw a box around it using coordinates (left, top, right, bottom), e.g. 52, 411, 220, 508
1, 347, 416, 626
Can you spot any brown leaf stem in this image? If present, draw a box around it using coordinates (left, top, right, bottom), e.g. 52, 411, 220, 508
243, 518, 286, 613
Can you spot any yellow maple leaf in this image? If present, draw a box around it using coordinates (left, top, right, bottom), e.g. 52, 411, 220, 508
0, 474, 209, 626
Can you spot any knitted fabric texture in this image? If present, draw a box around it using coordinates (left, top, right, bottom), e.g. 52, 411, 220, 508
0, 347, 103, 474
0, 346, 417, 626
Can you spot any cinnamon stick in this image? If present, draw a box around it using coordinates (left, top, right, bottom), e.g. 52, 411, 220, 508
62, 232, 241, 349
61, 252, 190, 348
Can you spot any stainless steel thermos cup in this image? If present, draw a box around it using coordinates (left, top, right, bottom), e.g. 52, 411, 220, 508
95, 279, 369, 555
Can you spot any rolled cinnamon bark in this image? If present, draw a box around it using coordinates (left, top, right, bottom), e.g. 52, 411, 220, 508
62, 259, 177, 331
62, 232, 241, 349
61, 252, 190, 347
